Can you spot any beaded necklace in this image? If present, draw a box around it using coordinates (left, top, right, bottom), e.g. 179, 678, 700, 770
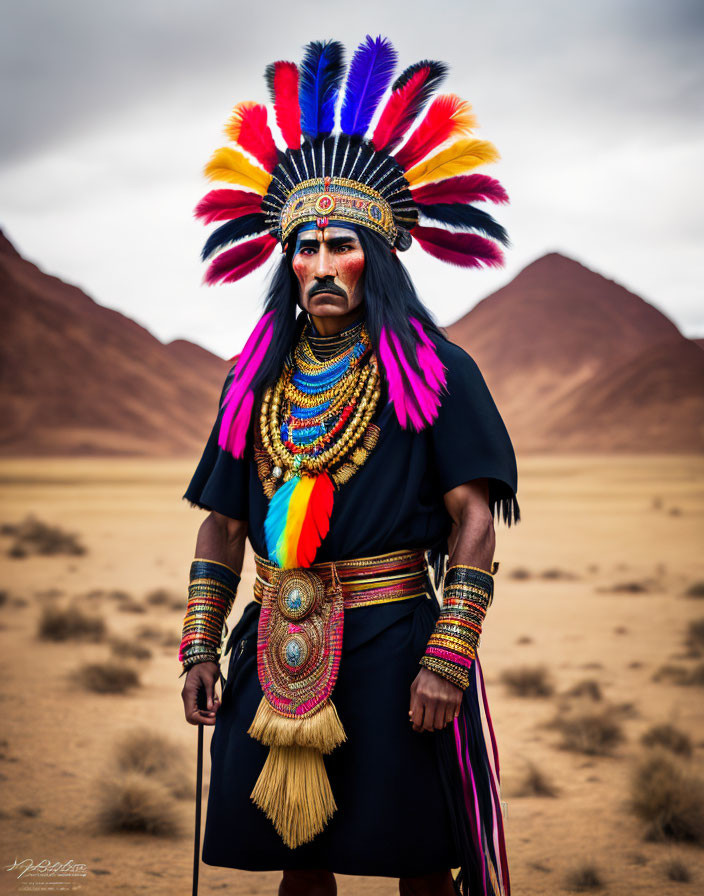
255, 318, 381, 568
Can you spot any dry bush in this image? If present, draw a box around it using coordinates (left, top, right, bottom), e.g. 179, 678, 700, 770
565, 680, 602, 701
540, 568, 577, 581
604, 581, 649, 594
500, 665, 554, 698
4, 516, 86, 558
548, 706, 624, 755
508, 568, 532, 580
653, 663, 704, 687
137, 625, 179, 648
629, 749, 704, 843
685, 618, 704, 654
77, 661, 140, 694
0, 590, 8, 607
38, 605, 105, 642
113, 727, 191, 800
516, 635, 533, 645
685, 581, 704, 598
564, 862, 604, 891
108, 637, 153, 661
663, 857, 691, 882
641, 724, 692, 757
510, 759, 558, 798
116, 597, 146, 614
96, 772, 181, 836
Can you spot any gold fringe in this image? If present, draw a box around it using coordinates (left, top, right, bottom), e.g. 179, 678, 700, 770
248, 696, 347, 752
250, 744, 338, 848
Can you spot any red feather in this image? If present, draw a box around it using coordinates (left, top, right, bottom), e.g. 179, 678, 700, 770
204, 234, 278, 285
194, 188, 263, 224
225, 102, 278, 172
373, 64, 442, 154
411, 174, 509, 206
394, 95, 475, 171
413, 226, 505, 269
270, 61, 301, 149
297, 473, 334, 567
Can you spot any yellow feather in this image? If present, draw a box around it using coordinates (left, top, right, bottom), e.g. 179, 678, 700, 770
203, 146, 271, 195
404, 138, 500, 187
224, 100, 255, 142
283, 476, 316, 568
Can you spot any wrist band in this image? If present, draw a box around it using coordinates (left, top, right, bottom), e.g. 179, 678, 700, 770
178, 559, 240, 675
419, 564, 494, 690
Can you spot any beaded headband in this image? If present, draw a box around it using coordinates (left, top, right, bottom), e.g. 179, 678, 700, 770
195, 35, 510, 285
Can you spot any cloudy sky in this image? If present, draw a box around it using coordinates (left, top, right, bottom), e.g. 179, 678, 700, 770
1, 0, 702, 357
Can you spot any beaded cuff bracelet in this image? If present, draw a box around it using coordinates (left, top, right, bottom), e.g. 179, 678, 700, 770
419, 564, 494, 691
178, 559, 240, 675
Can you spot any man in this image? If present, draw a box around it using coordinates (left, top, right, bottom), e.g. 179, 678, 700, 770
179, 36, 519, 896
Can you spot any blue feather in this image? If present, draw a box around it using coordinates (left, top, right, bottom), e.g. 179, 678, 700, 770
264, 475, 299, 565
299, 40, 345, 138
340, 35, 397, 137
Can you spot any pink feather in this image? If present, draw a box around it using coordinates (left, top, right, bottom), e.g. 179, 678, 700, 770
205, 234, 278, 285
194, 189, 263, 224
378, 324, 444, 431
411, 173, 509, 206
218, 311, 275, 457
270, 61, 301, 149
409, 317, 447, 393
412, 226, 505, 269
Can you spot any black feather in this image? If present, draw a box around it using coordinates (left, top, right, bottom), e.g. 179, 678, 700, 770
200, 214, 269, 261
417, 202, 511, 246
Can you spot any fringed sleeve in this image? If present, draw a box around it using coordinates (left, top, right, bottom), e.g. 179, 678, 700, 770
183, 365, 251, 522
429, 339, 519, 526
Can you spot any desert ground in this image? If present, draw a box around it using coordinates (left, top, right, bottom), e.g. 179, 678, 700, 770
1, 455, 703, 896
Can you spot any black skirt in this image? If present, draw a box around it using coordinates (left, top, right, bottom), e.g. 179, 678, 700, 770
202, 588, 461, 878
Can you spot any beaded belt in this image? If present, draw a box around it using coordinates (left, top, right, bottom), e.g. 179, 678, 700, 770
253, 548, 430, 610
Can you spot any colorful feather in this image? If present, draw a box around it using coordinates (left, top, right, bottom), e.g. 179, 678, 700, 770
264, 473, 334, 568
394, 94, 476, 171
372, 60, 447, 153
412, 226, 505, 269
204, 233, 278, 286
298, 40, 346, 139
409, 317, 447, 393
378, 325, 444, 431
200, 213, 270, 261
404, 138, 500, 187
194, 188, 263, 224
416, 203, 510, 246
204, 146, 272, 195
411, 173, 509, 206
218, 310, 276, 457
224, 102, 279, 172
264, 61, 301, 149
340, 35, 397, 137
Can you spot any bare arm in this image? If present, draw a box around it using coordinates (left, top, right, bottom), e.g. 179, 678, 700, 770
181, 511, 249, 726
409, 478, 495, 732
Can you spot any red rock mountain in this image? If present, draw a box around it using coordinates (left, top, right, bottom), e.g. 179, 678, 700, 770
447, 253, 704, 452
0, 230, 230, 455
1, 233, 701, 455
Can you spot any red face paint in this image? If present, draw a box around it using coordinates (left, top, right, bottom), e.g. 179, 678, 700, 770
292, 224, 365, 325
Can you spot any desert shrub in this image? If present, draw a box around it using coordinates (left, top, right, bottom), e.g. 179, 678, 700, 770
96, 772, 180, 836
144, 588, 180, 607
108, 637, 153, 661
500, 665, 554, 698
629, 749, 704, 843
508, 567, 532, 580
653, 663, 704, 687
549, 707, 624, 755
0, 590, 7, 607
511, 760, 558, 798
137, 626, 178, 647
38, 605, 105, 642
641, 724, 692, 757
516, 635, 533, 645
113, 728, 191, 800
116, 597, 146, 614
565, 680, 602, 701
685, 618, 704, 653
78, 661, 140, 694
685, 581, 704, 598
4, 516, 86, 558
541, 568, 577, 580
663, 857, 691, 882
564, 862, 604, 891
606, 581, 649, 594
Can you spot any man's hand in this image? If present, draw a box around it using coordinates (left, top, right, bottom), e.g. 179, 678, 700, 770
181, 661, 221, 726
409, 667, 463, 732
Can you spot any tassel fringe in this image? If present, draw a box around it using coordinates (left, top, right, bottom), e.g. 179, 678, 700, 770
248, 695, 347, 752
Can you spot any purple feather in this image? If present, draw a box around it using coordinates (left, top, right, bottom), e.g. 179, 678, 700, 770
299, 40, 345, 138
340, 35, 397, 137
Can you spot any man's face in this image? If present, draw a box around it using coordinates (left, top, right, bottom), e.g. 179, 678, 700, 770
291, 223, 365, 318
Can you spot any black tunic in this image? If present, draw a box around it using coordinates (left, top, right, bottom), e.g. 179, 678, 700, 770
183, 333, 518, 877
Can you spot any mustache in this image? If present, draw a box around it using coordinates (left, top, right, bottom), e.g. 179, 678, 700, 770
308, 280, 347, 299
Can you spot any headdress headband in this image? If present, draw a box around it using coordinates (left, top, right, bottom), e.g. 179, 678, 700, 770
195, 35, 510, 283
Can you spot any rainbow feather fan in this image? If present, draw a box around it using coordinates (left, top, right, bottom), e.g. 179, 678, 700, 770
264, 473, 335, 568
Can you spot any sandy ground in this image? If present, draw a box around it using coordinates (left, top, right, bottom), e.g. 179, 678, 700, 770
0, 454, 703, 895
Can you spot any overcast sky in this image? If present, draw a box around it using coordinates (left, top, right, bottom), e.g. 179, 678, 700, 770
1, 0, 702, 357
